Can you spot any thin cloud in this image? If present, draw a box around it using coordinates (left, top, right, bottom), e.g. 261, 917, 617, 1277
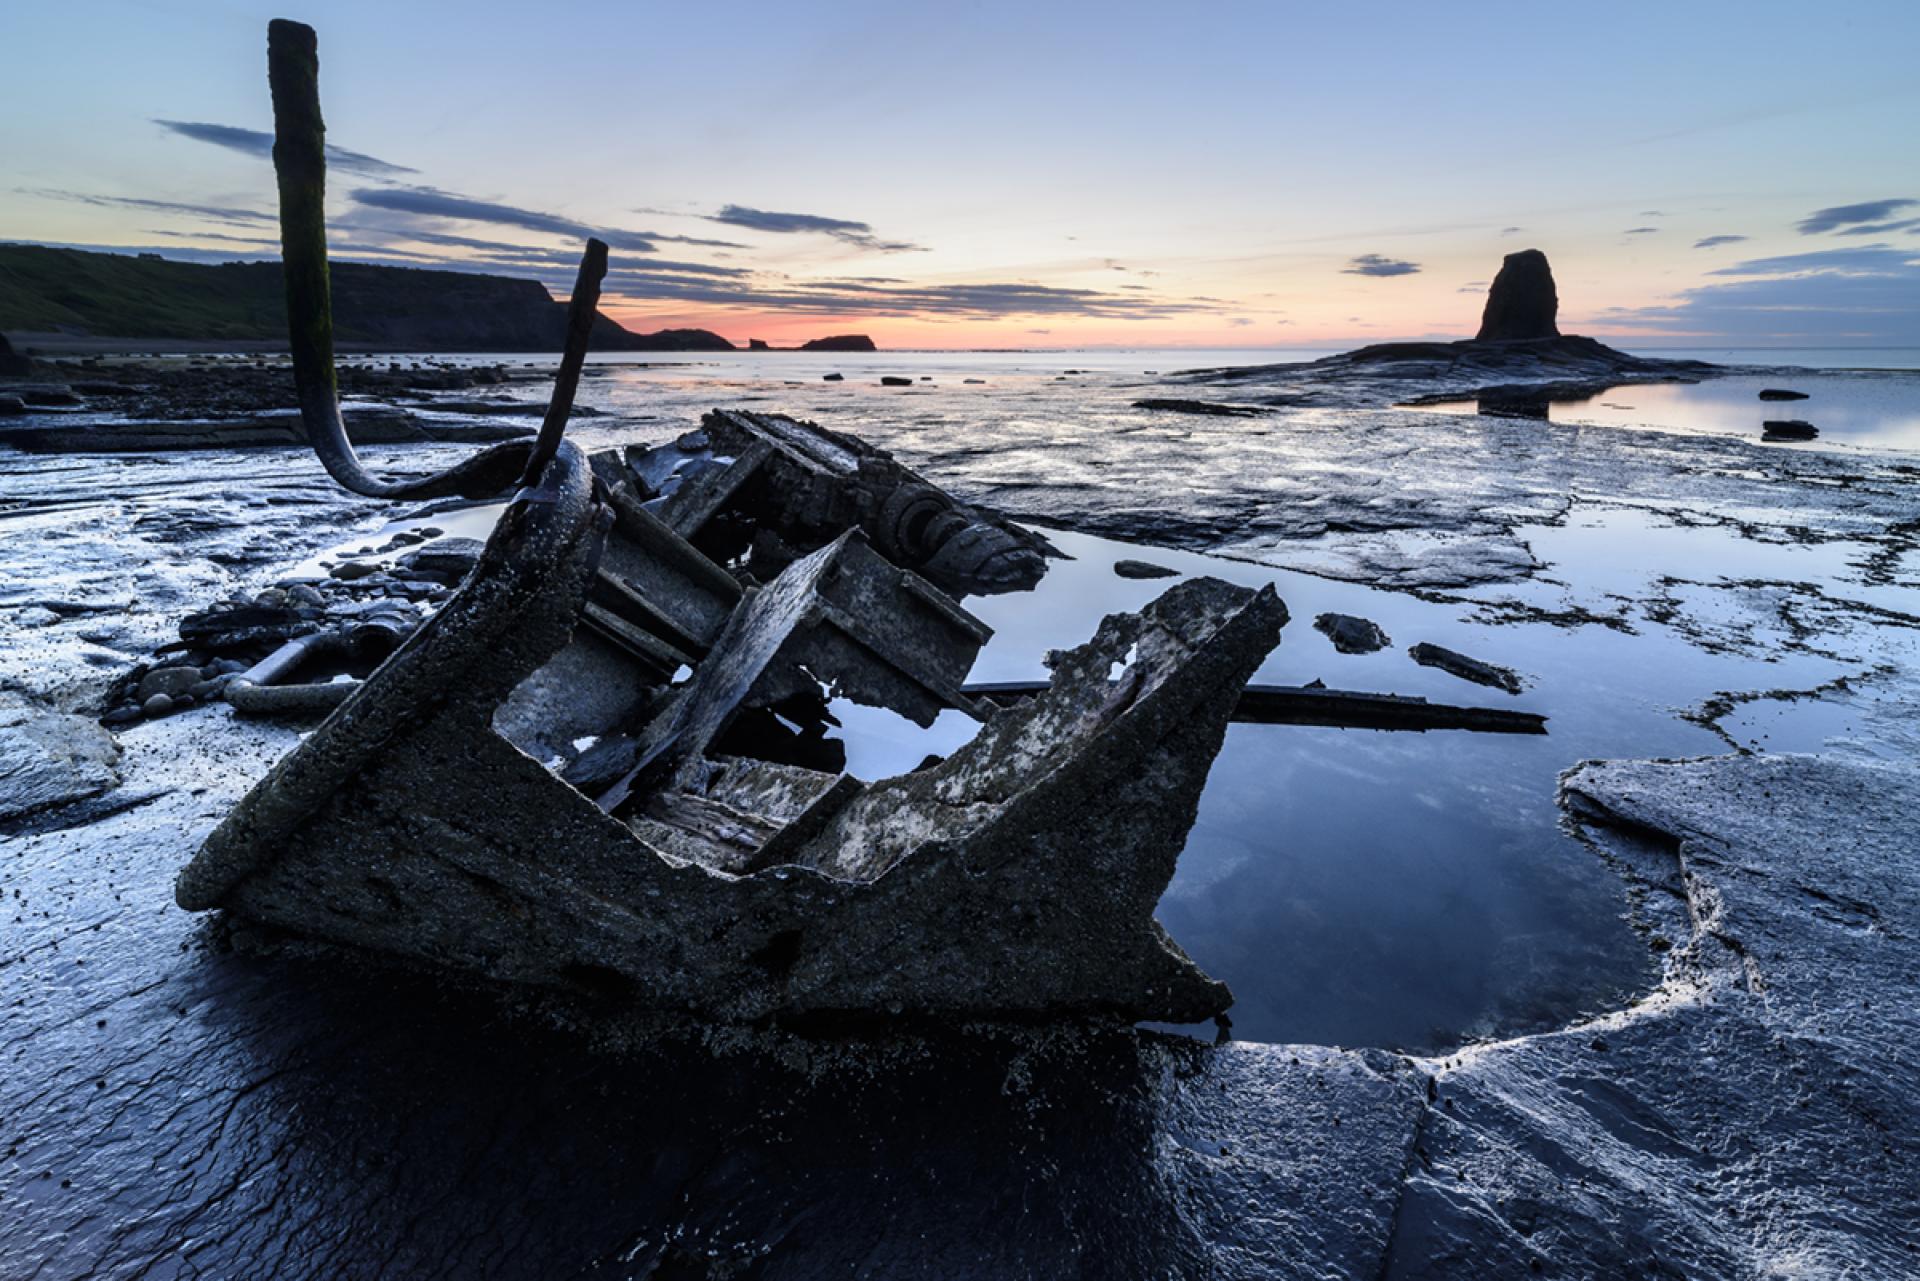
1837, 218, 1920, 237
1693, 235, 1748, 249
1796, 198, 1916, 235
23, 188, 272, 226
1708, 245, 1919, 277
707, 204, 922, 252
1343, 254, 1420, 277
594, 273, 1213, 320
1603, 245, 1920, 343
350, 186, 664, 253
1625, 227, 1659, 235
154, 119, 415, 179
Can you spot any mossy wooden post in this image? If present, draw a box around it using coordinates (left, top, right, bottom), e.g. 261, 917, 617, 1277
267, 19, 337, 424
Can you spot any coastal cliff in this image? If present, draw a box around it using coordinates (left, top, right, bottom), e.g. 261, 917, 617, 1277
0, 244, 734, 353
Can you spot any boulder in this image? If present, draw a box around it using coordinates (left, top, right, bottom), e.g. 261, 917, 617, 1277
1475, 249, 1560, 342
1114, 559, 1180, 580
1759, 388, 1810, 401
1313, 612, 1392, 654
0, 332, 31, 377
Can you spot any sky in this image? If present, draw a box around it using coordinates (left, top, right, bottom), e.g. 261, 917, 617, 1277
3, 0, 1919, 349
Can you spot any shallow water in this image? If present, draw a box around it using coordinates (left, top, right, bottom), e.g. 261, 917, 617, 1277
348, 504, 1899, 1055
1414, 370, 1920, 450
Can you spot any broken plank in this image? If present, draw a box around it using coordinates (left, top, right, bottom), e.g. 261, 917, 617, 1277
960, 681, 1548, 734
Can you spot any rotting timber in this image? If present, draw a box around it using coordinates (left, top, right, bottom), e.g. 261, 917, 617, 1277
174, 19, 1286, 1028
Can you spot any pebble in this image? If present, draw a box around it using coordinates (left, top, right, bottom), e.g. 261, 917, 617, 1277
288, 585, 326, 608
330, 561, 380, 581
141, 693, 174, 717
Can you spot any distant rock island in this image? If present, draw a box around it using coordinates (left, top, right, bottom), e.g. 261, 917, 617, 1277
748, 335, 878, 352
0, 245, 874, 355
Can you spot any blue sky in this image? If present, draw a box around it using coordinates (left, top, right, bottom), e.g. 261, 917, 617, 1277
3, 0, 1918, 346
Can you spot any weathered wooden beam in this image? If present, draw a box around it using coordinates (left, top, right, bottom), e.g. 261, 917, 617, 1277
961, 680, 1548, 734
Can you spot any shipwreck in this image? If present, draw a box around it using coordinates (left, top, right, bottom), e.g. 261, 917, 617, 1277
174, 20, 1292, 1029
176, 21, 1547, 1033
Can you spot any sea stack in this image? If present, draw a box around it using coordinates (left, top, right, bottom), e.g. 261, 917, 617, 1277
1476, 249, 1560, 341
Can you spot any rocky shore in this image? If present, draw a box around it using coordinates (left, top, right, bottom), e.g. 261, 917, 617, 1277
3, 263, 1918, 1274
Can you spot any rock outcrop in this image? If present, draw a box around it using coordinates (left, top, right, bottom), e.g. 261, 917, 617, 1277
0, 332, 31, 376
1476, 249, 1560, 342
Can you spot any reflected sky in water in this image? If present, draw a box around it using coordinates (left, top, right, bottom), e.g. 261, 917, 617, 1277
1419, 371, 1920, 449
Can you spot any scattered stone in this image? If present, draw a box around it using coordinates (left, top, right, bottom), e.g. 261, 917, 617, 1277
1314, 613, 1392, 654
141, 693, 175, 717
1114, 559, 1180, 580
822, 373, 844, 382
1758, 388, 1810, 401
329, 560, 380, 581
1408, 642, 1524, 694
1476, 248, 1560, 341
288, 584, 327, 608
963, 378, 986, 384
880, 376, 914, 387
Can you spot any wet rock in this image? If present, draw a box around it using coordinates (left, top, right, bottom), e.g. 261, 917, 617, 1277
0, 698, 121, 823
137, 666, 204, 702
1114, 559, 1180, 580
1408, 641, 1524, 694
9, 384, 82, 406
398, 537, 484, 579
1314, 612, 1392, 654
1475, 248, 1560, 341
0, 394, 26, 415
288, 584, 327, 608
142, 693, 175, 717
1758, 388, 1810, 401
1132, 398, 1265, 417
0, 406, 530, 453
822, 373, 844, 382
1764, 419, 1819, 441
880, 376, 914, 387
329, 560, 380, 581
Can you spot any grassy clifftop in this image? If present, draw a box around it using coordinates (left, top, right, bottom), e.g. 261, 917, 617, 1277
0, 244, 734, 351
